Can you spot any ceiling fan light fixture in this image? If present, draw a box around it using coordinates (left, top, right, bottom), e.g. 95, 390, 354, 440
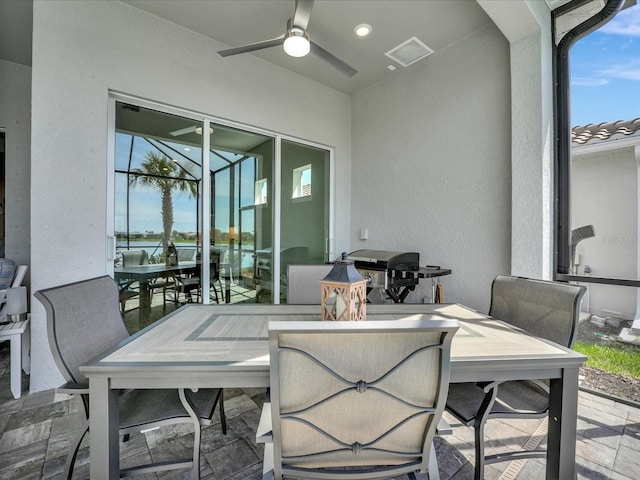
354, 24, 372, 37
195, 126, 214, 135
283, 27, 310, 57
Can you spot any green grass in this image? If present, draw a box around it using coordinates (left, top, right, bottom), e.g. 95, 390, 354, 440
574, 341, 640, 379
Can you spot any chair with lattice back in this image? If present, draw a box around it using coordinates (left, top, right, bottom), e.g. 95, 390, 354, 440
258, 318, 459, 480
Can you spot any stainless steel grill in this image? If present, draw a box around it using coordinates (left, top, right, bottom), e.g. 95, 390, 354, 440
347, 249, 451, 303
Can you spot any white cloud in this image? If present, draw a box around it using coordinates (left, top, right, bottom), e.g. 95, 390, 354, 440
571, 77, 609, 87
599, 63, 640, 81
600, 7, 640, 36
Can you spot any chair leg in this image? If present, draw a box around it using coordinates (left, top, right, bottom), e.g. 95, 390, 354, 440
63, 420, 89, 480
179, 388, 202, 480
428, 440, 440, 480
211, 282, 220, 303
474, 417, 486, 480
473, 385, 499, 480
219, 392, 227, 434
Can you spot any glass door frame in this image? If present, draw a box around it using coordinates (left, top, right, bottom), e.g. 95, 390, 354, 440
108, 92, 335, 303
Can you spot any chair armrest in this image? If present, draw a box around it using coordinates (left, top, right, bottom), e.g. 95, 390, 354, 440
481, 378, 549, 394
530, 379, 550, 394
256, 402, 273, 444
57, 382, 89, 395
481, 380, 503, 393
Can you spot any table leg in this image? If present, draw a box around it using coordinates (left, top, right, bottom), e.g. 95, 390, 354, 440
89, 377, 120, 479
10, 334, 21, 399
547, 366, 580, 480
139, 282, 151, 325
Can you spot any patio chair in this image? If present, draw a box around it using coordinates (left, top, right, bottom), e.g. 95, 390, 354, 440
121, 249, 149, 266
445, 274, 586, 480
258, 318, 459, 479
34, 275, 227, 479
286, 264, 334, 304
173, 250, 223, 304
120, 249, 175, 310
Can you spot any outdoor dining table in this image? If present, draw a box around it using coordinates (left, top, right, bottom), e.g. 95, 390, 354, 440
80, 303, 587, 480
114, 262, 198, 324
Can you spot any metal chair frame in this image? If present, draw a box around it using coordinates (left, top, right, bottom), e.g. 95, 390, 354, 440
261, 319, 458, 480
445, 274, 586, 480
35, 275, 227, 479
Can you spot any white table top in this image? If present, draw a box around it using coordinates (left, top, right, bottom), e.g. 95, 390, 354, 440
81, 303, 586, 385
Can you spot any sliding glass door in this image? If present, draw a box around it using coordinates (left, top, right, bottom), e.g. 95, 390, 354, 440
113, 98, 331, 327
210, 126, 274, 304
279, 140, 330, 303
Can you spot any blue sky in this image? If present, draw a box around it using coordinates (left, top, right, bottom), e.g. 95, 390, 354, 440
571, 4, 640, 127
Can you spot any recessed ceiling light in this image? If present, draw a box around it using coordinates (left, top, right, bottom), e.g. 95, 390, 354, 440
184, 147, 191, 152
354, 24, 372, 37
386, 64, 397, 71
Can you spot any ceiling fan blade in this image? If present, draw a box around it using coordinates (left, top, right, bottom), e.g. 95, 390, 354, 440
292, 0, 314, 30
169, 125, 197, 137
218, 36, 284, 57
310, 41, 358, 77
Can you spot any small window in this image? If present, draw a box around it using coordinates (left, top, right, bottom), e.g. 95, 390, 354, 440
292, 164, 311, 199
255, 178, 268, 205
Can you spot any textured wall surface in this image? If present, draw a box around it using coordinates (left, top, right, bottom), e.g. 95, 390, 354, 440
351, 24, 511, 312
30, 0, 351, 392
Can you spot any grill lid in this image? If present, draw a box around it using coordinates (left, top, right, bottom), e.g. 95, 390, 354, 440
348, 250, 420, 271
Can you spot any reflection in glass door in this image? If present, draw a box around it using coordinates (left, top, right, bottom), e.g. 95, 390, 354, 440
114, 103, 203, 330
210, 127, 274, 304
113, 98, 331, 317
280, 140, 330, 303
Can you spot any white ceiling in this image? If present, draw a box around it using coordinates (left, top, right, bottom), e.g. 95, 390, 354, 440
0, 1, 576, 96
120, 0, 492, 95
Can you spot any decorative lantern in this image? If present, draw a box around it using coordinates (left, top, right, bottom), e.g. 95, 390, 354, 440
320, 252, 367, 321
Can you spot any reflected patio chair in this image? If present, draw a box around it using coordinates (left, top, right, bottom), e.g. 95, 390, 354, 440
258, 318, 459, 480
118, 249, 148, 312
117, 278, 139, 313
35, 276, 227, 479
121, 248, 175, 310
121, 249, 147, 266
174, 261, 222, 304
445, 274, 586, 480
286, 264, 334, 304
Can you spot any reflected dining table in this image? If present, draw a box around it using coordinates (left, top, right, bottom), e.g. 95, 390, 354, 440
114, 262, 198, 323
80, 303, 587, 480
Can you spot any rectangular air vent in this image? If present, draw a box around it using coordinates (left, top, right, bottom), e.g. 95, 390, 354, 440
384, 37, 434, 67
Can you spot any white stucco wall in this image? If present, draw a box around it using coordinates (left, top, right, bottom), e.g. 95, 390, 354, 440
0, 59, 31, 271
572, 146, 638, 319
351, 24, 511, 312
481, 0, 554, 280
30, 0, 351, 392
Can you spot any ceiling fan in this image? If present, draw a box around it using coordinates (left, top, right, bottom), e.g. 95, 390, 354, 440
169, 125, 213, 137
217, 0, 357, 77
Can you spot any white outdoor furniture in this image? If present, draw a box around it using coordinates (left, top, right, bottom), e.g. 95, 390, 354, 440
0, 317, 30, 399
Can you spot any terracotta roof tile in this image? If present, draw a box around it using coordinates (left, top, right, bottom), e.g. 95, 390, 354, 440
572, 118, 640, 145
